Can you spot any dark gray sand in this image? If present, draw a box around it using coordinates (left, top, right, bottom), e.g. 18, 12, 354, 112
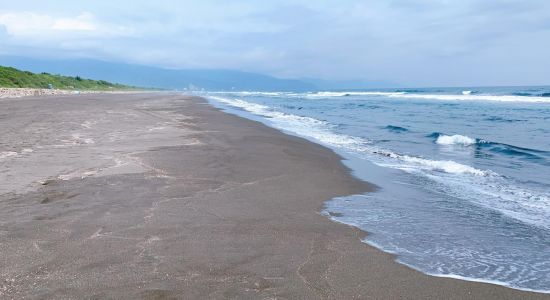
0, 93, 548, 299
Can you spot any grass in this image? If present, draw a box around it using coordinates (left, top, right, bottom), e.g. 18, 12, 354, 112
0, 65, 139, 90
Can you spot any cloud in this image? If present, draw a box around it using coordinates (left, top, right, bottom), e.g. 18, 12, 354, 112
0, 24, 7, 37
52, 12, 96, 31
0, 12, 51, 36
0, 0, 549, 86
0, 11, 133, 38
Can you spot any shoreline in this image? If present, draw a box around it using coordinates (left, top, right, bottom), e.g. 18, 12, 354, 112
0, 93, 548, 298
0, 87, 146, 99
208, 94, 550, 296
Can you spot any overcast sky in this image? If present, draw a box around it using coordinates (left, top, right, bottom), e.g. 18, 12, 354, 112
1, 0, 549, 87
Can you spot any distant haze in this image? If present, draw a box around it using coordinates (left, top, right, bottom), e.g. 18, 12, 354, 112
1, 1, 550, 87
0, 56, 320, 91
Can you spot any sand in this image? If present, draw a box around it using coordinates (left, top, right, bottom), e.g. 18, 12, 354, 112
0, 88, 138, 99
0, 93, 548, 299
0, 88, 86, 99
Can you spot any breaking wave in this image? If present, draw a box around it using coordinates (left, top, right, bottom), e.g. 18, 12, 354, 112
435, 134, 477, 146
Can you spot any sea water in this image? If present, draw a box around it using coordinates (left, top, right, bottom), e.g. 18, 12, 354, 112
201, 86, 550, 292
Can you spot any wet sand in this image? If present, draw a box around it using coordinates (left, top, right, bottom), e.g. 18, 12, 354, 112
0, 93, 548, 299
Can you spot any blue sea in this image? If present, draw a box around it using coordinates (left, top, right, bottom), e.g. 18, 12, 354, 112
201, 87, 550, 293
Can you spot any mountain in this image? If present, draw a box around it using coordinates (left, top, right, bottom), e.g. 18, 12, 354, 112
0, 56, 398, 91
0, 65, 135, 90
0, 56, 316, 91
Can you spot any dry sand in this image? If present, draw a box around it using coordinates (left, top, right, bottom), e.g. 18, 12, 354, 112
0, 88, 138, 99
0, 93, 548, 299
0, 88, 85, 99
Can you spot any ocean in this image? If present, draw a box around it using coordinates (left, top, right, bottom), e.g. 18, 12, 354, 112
201, 86, 550, 293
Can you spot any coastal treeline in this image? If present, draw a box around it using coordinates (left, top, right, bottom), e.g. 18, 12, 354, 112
0, 65, 135, 90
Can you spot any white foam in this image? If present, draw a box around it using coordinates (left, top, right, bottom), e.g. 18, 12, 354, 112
209, 90, 550, 103
324, 90, 550, 103
208, 91, 285, 97
428, 173, 550, 229
436, 134, 476, 146
397, 155, 488, 176
209, 96, 367, 149
288, 90, 550, 103
306, 91, 405, 98
207, 91, 406, 98
400, 261, 550, 294
388, 93, 550, 103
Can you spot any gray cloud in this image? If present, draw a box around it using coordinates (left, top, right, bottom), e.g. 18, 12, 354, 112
0, 0, 549, 86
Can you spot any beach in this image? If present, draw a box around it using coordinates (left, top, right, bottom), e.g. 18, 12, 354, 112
0, 93, 548, 299
0, 88, 137, 99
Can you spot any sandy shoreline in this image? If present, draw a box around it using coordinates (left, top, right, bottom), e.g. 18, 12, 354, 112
0, 88, 92, 99
0, 87, 142, 99
0, 93, 548, 299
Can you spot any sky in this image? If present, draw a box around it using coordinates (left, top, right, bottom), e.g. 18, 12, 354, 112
1, 0, 549, 87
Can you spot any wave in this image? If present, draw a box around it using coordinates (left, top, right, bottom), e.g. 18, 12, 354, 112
208, 96, 367, 148
324, 202, 550, 294
395, 89, 423, 93
484, 116, 527, 123
208, 91, 286, 97
384, 125, 409, 133
210, 95, 491, 178
211, 95, 550, 227
511, 92, 550, 97
483, 143, 549, 163
512, 92, 533, 97
389, 93, 550, 103
436, 134, 477, 146
306, 91, 406, 98
205, 90, 550, 103
214, 89, 550, 167
430, 133, 549, 162
242, 90, 550, 103
394, 155, 489, 176
395, 258, 550, 294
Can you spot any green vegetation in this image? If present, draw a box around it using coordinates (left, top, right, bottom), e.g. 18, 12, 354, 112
0, 65, 138, 90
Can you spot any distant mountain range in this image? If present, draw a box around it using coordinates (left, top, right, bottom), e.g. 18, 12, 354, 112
0, 56, 396, 91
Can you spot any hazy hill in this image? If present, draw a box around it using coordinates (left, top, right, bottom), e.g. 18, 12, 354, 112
0, 57, 316, 91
